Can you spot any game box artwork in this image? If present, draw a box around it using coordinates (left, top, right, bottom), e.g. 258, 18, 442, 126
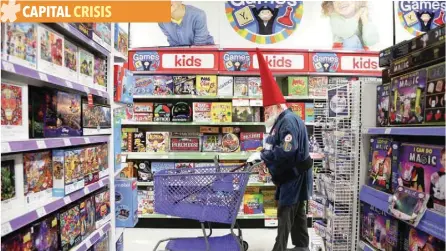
425, 63, 445, 124
82, 103, 111, 135
38, 26, 64, 75
81, 146, 99, 186
390, 69, 427, 125
234, 77, 249, 96
402, 225, 445, 251
95, 189, 111, 228
59, 204, 81, 251
2, 23, 37, 69
115, 178, 138, 228
63, 40, 78, 82
308, 76, 328, 97
202, 135, 222, 152
113, 65, 134, 104
94, 56, 107, 89
52, 149, 85, 197
72, 23, 92, 38
196, 75, 217, 96
151, 162, 175, 175
114, 23, 128, 56
211, 102, 232, 123
173, 76, 196, 95
91, 23, 111, 49
388, 186, 429, 227
153, 103, 172, 122
137, 189, 153, 215
132, 131, 146, 152
376, 83, 390, 127
243, 194, 264, 214
193, 102, 212, 122
232, 106, 254, 122
170, 137, 201, 152
288, 103, 305, 121
1, 227, 33, 250
96, 144, 108, 178
79, 48, 94, 87
248, 77, 262, 97
218, 76, 234, 96
1, 157, 16, 203
172, 102, 192, 122
93, 232, 110, 251
305, 103, 314, 123
360, 202, 400, 251
45, 91, 82, 137
288, 76, 308, 96
153, 76, 173, 95
396, 143, 445, 214
1, 82, 29, 141
240, 132, 263, 152
24, 151, 53, 205
134, 160, 152, 181
133, 76, 155, 95
221, 133, 240, 153
368, 137, 399, 193
146, 132, 169, 152
32, 215, 59, 251
134, 102, 153, 113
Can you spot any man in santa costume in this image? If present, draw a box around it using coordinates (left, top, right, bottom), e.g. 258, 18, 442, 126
248, 48, 313, 251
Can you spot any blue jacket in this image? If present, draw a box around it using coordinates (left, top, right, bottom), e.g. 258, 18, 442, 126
158, 5, 214, 46
261, 109, 313, 206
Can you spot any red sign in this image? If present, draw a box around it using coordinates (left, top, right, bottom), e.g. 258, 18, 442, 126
308, 52, 381, 75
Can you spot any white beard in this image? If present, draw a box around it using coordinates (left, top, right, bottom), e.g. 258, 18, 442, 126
265, 113, 279, 132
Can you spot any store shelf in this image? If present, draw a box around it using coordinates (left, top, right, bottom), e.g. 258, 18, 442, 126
237, 214, 265, 219
359, 185, 445, 241
1, 177, 109, 237
133, 95, 325, 101
137, 181, 154, 186
71, 221, 112, 251
1, 135, 109, 154
115, 227, 125, 244
138, 213, 265, 219
121, 120, 265, 126
362, 127, 445, 136
123, 152, 253, 160
358, 240, 375, 251
136, 181, 274, 187
113, 49, 128, 63
285, 96, 327, 101
1, 60, 109, 98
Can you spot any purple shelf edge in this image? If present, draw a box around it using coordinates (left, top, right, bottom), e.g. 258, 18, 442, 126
367, 127, 445, 136
59, 24, 110, 56
76, 222, 111, 251
360, 185, 445, 241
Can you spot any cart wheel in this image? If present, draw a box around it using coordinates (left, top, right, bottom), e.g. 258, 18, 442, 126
242, 240, 248, 251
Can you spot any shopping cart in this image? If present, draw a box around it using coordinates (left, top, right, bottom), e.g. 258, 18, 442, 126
152, 159, 263, 251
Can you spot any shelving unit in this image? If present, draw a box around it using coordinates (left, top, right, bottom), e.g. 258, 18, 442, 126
71, 221, 112, 251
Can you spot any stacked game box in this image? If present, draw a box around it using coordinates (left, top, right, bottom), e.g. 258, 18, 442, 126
211, 102, 232, 123
248, 77, 262, 97
202, 134, 222, 152
153, 103, 172, 122
172, 102, 192, 122
133, 102, 153, 122
113, 65, 134, 104
309, 76, 328, 97
24, 151, 53, 205
288, 103, 305, 121
52, 149, 85, 197
232, 106, 256, 122
367, 137, 399, 193
133, 131, 146, 152
240, 132, 263, 152
173, 76, 196, 95
196, 75, 217, 96
133, 76, 155, 95
288, 76, 308, 96
151, 162, 175, 175
193, 102, 212, 122
134, 160, 151, 181
137, 187, 154, 215
146, 132, 169, 152
153, 76, 173, 95
115, 178, 138, 227
217, 76, 234, 96
234, 77, 248, 96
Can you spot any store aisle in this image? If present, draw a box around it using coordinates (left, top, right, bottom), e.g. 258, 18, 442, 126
124, 228, 317, 251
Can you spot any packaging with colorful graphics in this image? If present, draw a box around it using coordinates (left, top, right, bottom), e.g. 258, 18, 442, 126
377, 83, 391, 127
425, 63, 445, 124
360, 202, 400, 251
193, 102, 212, 122
96, 144, 109, 179
390, 70, 426, 125
1, 153, 23, 212
94, 189, 111, 228
248, 77, 262, 97
153, 103, 172, 122
243, 194, 263, 214
368, 137, 399, 193
218, 76, 234, 96
288, 76, 308, 96
115, 178, 138, 227
72, 23, 92, 38
172, 102, 192, 122
261, 189, 276, 208
153, 76, 173, 95
94, 56, 107, 90
308, 76, 328, 97
62, 40, 78, 82
173, 75, 196, 95
81, 102, 111, 136
121, 128, 138, 152
1, 227, 33, 251
211, 102, 232, 123
328, 76, 358, 88
114, 23, 128, 56
151, 162, 175, 175
134, 102, 153, 113
234, 77, 249, 96
52, 149, 85, 197
78, 48, 94, 87
287, 103, 305, 121
305, 103, 314, 123
170, 137, 201, 152
132, 131, 146, 152
202, 134, 222, 152
59, 204, 81, 251
2, 23, 38, 69
91, 23, 111, 50
396, 143, 445, 214
93, 231, 110, 251
133, 113, 153, 122
388, 186, 429, 226
79, 196, 95, 240
196, 75, 217, 96
32, 215, 59, 250
134, 160, 152, 181
401, 225, 445, 251
24, 151, 53, 205
232, 106, 255, 122
113, 65, 134, 104
221, 133, 240, 152
120, 162, 135, 178
137, 188, 154, 215
200, 126, 219, 134
1, 82, 29, 141
133, 76, 155, 96
146, 132, 169, 152
240, 132, 263, 152
81, 146, 99, 185
37, 26, 64, 75
175, 162, 195, 169
44, 91, 82, 137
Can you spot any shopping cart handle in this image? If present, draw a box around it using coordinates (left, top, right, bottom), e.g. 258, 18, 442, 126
230, 160, 263, 172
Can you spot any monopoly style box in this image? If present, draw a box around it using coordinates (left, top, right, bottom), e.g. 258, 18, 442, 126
115, 178, 138, 227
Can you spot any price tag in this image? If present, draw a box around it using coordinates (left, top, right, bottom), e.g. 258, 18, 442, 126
63, 23, 70, 29
1, 143, 11, 153
1, 223, 12, 236
86, 239, 92, 247
384, 128, 391, 134
264, 218, 278, 227
359, 241, 365, 250
65, 81, 73, 88
36, 207, 46, 218
36, 140, 47, 149
84, 186, 90, 194
38, 72, 48, 82
120, 154, 127, 163
83, 86, 90, 93
63, 196, 72, 204
2, 61, 15, 73
63, 138, 71, 146
249, 99, 263, 107
84, 138, 91, 144
99, 179, 104, 186
99, 228, 104, 235
161, 155, 169, 159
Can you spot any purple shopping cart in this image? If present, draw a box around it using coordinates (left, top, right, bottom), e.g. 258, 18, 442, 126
153, 160, 263, 251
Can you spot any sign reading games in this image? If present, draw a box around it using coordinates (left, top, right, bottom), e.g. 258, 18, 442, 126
398, 1, 445, 36
225, 1, 303, 44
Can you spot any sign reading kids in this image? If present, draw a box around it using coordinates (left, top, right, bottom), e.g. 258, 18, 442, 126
398, 1, 445, 36
225, 1, 304, 44
223, 51, 251, 71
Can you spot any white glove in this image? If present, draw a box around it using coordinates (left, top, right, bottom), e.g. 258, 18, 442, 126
247, 151, 262, 163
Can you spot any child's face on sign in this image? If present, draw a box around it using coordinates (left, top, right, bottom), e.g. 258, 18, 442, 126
333, 1, 356, 17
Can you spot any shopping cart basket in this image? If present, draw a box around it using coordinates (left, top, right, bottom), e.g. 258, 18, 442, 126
153, 160, 263, 251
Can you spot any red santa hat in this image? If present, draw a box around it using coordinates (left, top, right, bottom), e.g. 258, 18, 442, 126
256, 48, 286, 107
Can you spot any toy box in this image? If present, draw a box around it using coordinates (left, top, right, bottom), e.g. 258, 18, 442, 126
170, 137, 201, 152
52, 149, 85, 197
115, 178, 138, 227
234, 77, 249, 96
202, 134, 222, 152
151, 162, 175, 174
172, 102, 192, 122
193, 102, 212, 122
305, 103, 314, 123
200, 126, 219, 134
221, 133, 240, 152
114, 23, 128, 55
388, 186, 429, 226
425, 63, 445, 124
82, 103, 111, 135
173, 76, 196, 95
24, 151, 53, 205
95, 189, 111, 228
113, 65, 134, 104
1, 227, 33, 250
132, 131, 146, 152
329, 76, 358, 86
1, 154, 23, 212
133, 76, 155, 95
28, 87, 48, 138
232, 106, 259, 122
153, 76, 173, 95
240, 132, 263, 152
32, 215, 59, 251
288, 103, 305, 121
196, 75, 217, 96
243, 194, 263, 214
121, 128, 138, 152
91, 23, 111, 50
79, 196, 95, 240
368, 137, 399, 193
360, 202, 400, 251
376, 83, 391, 127
390, 69, 427, 125
37, 26, 64, 75
120, 162, 135, 178
396, 143, 445, 214
211, 102, 232, 123
2, 23, 38, 69
59, 204, 81, 251
96, 144, 109, 179
134, 102, 153, 114
45, 91, 82, 137
176, 162, 195, 168
94, 56, 107, 90
248, 77, 262, 97
80, 146, 100, 186
401, 225, 445, 251
78, 48, 94, 87
218, 76, 234, 96
261, 189, 276, 208
133, 113, 153, 122
1, 82, 29, 141
153, 103, 172, 122
138, 188, 154, 215
146, 132, 169, 152
134, 160, 152, 181
288, 76, 308, 96
72, 23, 92, 38
62, 40, 78, 83
308, 76, 328, 97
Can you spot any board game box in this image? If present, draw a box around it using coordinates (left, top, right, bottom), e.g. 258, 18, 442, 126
221, 133, 240, 152
217, 76, 234, 96
95, 189, 111, 228
401, 225, 445, 251
243, 194, 263, 214
248, 77, 262, 97
114, 23, 128, 56
120, 162, 135, 178
79, 196, 95, 240
1, 82, 29, 141
170, 137, 201, 152
32, 215, 59, 251
94, 56, 107, 90
200, 126, 219, 134
78, 48, 94, 87
308, 76, 328, 97
288, 103, 305, 121
172, 102, 192, 122
425, 63, 445, 124
193, 102, 212, 122
234, 77, 249, 96
59, 204, 81, 251
132, 131, 146, 152
2, 23, 38, 69
81, 146, 100, 186
153, 75, 173, 95
133, 113, 153, 122
115, 178, 138, 227
175, 162, 195, 168
96, 144, 108, 179
211, 102, 232, 123
91, 23, 111, 50
196, 75, 217, 96
240, 132, 263, 152
81, 102, 111, 135
368, 137, 399, 193
288, 76, 308, 96
133, 76, 155, 95
93, 231, 110, 251
173, 75, 196, 95
1, 227, 33, 250
134, 102, 153, 113
202, 134, 222, 152
44, 91, 82, 137
151, 162, 175, 174
113, 65, 134, 104
305, 103, 314, 123
72, 23, 92, 38
137, 188, 154, 215
37, 26, 64, 75
377, 83, 391, 127
232, 106, 254, 122
1, 154, 23, 211
134, 160, 152, 181
121, 128, 138, 152
328, 76, 358, 87
153, 103, 172, 122
24, 151, 53, 205
62, 40, 78, 83
146, 132, 169, 152
52, 149, 85, 197
396, 143, 445, 214
390, 69, 427, 125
